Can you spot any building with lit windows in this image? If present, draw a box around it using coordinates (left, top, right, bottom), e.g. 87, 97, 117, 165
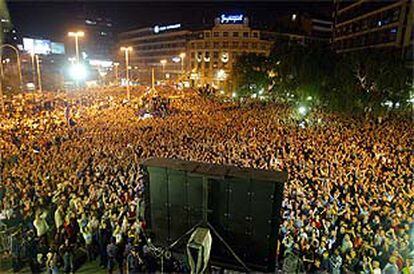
332, 0, 414, 60
71, 15, 115, 61
188, 15, 272, 90
118, 15, 273, 89
118, 25, 190, 83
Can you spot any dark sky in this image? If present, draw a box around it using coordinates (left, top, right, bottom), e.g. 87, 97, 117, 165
7, 1, 332, 41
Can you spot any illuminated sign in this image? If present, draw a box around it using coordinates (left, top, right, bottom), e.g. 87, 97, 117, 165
23, 38, 52, 55
153, 23, 181, 34
89, 59, 113, 68
220, 14, 244, 24
51, 42, 65, 55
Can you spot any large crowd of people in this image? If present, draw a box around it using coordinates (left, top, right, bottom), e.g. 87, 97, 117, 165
0, 88, 413, 273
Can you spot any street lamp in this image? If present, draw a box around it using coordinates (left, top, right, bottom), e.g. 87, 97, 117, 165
35, 54, 42, 92
120, 46, 133, 100
160, 59, 167, 79
68, 31, 85, 63
113, 62, 119, 83
179, 52, 186, 75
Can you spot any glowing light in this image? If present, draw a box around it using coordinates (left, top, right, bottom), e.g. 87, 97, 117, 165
221, 52, 229, 63
258, 89, 264, 95
292, 14, 297, 21
232, 92, 237, 98
160, 59, 167, 65
69, 63, 88, 81
220, 14, 244, 24
153, 23, 181, 34
89, 59, 113, 67
120, 46, 133, 52
298, 106, 307, 116
68, 31, 84, 37
307, 96, 312, 101
216, 69, 227, 81
172, 56, 181, 63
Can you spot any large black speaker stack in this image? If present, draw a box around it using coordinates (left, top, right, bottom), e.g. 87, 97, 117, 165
141, 158, 287, 272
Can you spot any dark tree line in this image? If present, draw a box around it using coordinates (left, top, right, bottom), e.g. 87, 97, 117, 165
233, 43, 412, 113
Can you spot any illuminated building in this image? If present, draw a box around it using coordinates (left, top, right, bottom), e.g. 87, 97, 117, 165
70, 14, 115, 61
332, 0, 414, 61
118, 15, 273, 89
118, 24, 190, 83
188, 15, 272, 90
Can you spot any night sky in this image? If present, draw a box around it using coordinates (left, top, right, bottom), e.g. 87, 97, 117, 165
7, 1, 332, 41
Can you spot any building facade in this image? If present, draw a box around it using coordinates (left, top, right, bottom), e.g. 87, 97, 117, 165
332, 0, 414, 60
118, 15, 273, 89
188, 16, 272, 89
118, 25, 190, 83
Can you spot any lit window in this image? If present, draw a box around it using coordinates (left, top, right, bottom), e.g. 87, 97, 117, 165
85, 19, 97, 25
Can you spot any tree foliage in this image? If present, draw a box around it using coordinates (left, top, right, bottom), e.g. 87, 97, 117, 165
232, 43, 412, 112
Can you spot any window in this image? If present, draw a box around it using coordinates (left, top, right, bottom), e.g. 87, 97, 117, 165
232, 41, 239, 48
253, 32, 258, 38
191, 52, 195, 58
190, 43, 195, 49
213, 51, 219, 58
214, 32, 219, 37
223, 32, 229, 37
243, 32, 249, 38
233, 32, 239, 37
252, 43, 258, 49
205, 62, 210, 69
205, 32, 211, 38
223, 41, 229, 48
213, 42, 220, 48
205, 42, 210, 48
242, 42, 248, 48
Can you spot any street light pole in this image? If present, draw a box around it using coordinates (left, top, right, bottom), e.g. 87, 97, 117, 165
114, 62, 119, 84
120, 47, 132, 100
160, 59, 167, 80
179, 52, 186, 77
35, 54, 42, 93
68, 31, 84, 64
31, 52, 36, 88
0, 44, 23, 90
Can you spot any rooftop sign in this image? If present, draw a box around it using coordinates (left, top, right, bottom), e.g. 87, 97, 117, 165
153, 23, 181, 34
220, 14, 244, 24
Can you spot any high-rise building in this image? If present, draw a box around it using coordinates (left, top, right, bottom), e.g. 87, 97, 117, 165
69, 14, 115, 61
332, 0, 414, 60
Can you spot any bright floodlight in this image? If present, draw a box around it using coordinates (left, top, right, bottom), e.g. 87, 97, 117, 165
160, 59, 167, 65
68, 31, 84, 37
120, 46, 133, 51
298, 106, 307, 116
69, 63, 87, 80
179, 52, 186, 59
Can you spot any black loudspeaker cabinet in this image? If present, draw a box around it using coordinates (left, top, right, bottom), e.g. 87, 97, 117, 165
142, 158, 286, 272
